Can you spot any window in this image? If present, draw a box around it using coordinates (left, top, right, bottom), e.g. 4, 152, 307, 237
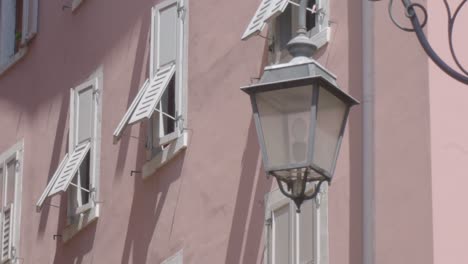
241, 0, 329, 64
113, 0, 188, 178
264, 185, 329, 264
0, 0, 38, 74
0, 141, 23, 263
36, 75, 102, 242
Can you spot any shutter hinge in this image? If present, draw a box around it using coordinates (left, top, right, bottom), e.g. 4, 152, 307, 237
177, 3, 186, 20
15, 160, 20, 172
265, 218, 272, 226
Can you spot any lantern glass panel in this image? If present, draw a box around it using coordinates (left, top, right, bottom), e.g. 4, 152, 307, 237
256, 85, 314, 169
312, 86, 347, 173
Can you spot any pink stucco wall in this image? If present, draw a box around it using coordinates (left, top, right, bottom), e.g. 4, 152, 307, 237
2, 0, 465, 263
373, 1, 434, 264
0, 0, 362, 263
428, 1, 468, 263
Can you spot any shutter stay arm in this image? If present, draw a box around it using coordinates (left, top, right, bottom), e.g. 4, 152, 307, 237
69, 182, 90, 193
288, 0, 319, 14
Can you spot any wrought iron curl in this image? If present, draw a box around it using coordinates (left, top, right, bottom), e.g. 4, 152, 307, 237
382, 0, 468, 84
444, 0, 468, 75
388, 0, 427, 32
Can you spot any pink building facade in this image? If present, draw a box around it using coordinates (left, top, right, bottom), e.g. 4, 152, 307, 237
0, 0, 466, 263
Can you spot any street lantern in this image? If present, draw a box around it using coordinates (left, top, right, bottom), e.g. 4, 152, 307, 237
241, 0, 359, 211
242, 62, 358, 211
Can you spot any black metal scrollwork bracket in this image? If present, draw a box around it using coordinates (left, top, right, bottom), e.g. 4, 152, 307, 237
373, 0, 468, 84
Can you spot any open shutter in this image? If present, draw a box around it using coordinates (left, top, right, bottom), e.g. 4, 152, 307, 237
21, 0, 38, 45
113, 79, 149, 143
1, 204, 13, 263
241, 0, 289, 40
36, 141, 91, 211
113, 64, 175, 143
129, 64, 176, 124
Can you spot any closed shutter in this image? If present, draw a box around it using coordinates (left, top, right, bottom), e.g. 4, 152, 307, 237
151, 0, 179, 75
241, 0, 289, 40
1, 204, 13, 263
76, 86, 94, 143
299, 199, 314, 264
273, 204, 290, 264
36, 141, 91, 210
21, 0, 38, 45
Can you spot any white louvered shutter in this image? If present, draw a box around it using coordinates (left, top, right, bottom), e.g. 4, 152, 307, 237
273, 204, 290, 264
241, 0, 289, 40
1, 204, 13, 263
151, 0, 178, 75
21, 0, 39, 45
35, 141, 91, 210
113, 79, 150, 143
299, 199, 315, 264
49, 141, 90, 195
128, 64, 176, 124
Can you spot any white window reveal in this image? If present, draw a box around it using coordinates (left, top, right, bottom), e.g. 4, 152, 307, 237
36, 74, 102, 242
264, 185, 329, 264
162, 250, 183, 264
242, 0, 329, 64
0, 0, 38, 74
113, 0, 188, 178
0, 140, 24, 264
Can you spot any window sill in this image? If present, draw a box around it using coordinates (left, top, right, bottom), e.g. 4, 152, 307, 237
62, 204, 99, 242
71, 0, 84, 12
309, 27, 330, 50
0, 48, 27, 78
142, 132, 188, 179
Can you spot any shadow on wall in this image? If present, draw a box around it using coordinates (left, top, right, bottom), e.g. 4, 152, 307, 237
120, 121, 186, 264
224, 38, 273, 264
37, 94, 69, 238
34, 0, 153, 262
224, 119, 272, 264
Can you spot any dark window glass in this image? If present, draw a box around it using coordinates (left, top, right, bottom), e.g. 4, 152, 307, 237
306, 0, 316, 31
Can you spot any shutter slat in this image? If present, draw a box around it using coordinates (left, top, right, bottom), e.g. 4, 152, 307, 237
128, 64, 176, 124
241, 0, 289, 40
1, 205, 13, 262
49, 141, 91, 195
36, 153, 69, 211
113, 79, 150, 143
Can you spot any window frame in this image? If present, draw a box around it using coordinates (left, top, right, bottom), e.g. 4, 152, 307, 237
62, 73, 102, 242
264, 184, 329, 264
0, 140, 23, 263
268, 0, 330, 65
0, 0, 38, 76
143, 0, 189, 178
